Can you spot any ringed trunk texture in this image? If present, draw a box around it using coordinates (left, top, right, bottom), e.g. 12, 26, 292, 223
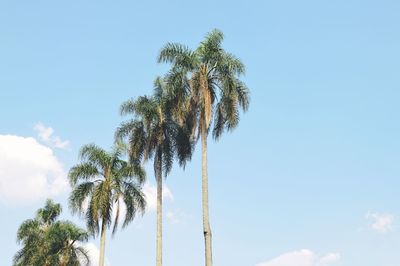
201, 128, 213, 266
156, 155, 163, 266
99, 220, 107, 266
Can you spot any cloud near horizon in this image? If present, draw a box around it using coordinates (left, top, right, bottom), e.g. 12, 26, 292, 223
0, 134, 68, 204
256, 249, 340, 266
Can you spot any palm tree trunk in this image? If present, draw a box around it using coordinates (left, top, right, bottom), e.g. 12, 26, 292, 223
156, 153, 163, 266
201, 127, 213, 266
99, 219, 107, 266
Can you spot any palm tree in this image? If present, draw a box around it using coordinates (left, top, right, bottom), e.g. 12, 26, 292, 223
14, 199, 90, 266
69, 144, 146, 266
116, 78, 192, 266
158, 29, 250, 266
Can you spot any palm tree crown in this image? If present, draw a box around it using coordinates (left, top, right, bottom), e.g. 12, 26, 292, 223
158, 28, 250, 139
116, 77, 192, 172
14, 199, 89, 266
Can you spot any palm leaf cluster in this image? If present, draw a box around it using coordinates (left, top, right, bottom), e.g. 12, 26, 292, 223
116, 77, 193, 175
69, 143, 146, 236
159, 29, 250, 139
14, 199, 89, 266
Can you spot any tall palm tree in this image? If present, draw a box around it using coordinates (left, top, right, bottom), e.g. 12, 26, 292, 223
14, 199, 90, 266
69, 144, 146, 266
158, 29, 250, 266
116, 78, 192, 266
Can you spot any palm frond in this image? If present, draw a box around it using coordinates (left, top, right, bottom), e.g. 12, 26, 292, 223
68, 163, 100, 186
79, 144, 109, 170
111, 198, 121, 236
69, 181, 95, 215
197, 29, 224, 66
158, 42, 197, 71
37, 199, 62, 225
122, 182, 146, 228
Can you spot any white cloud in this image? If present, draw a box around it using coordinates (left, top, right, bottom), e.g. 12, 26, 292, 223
34, 122, 70, 149
366, 212, 394, 233
0, 135, 68, 204
143, 182, 173, 212
256, 249, 340, 266
82, 242, 110, 266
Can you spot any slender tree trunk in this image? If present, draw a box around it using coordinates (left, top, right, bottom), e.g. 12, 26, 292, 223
201, 128, 213, 266
156, 153, 163, 266
99, 219, 107, 266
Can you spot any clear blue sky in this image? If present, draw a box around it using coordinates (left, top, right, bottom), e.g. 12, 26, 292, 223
0, 1, 399, 265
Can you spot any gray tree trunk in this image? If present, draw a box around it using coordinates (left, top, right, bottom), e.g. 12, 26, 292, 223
156, 154, 163, 266
201, 128, 213, 266
99, 219, 107, 266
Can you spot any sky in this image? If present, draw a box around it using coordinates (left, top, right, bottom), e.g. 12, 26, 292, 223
0, 0, 399, 265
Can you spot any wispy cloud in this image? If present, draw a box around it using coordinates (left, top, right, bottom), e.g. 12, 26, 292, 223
366, 211, 395, 233
166, 209, 190, 225
256, 249, 340, 266
142, 182, 173, 212
34, 122, 70, 149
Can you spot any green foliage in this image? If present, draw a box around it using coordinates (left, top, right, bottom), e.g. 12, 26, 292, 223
13, 199, 89, 266
116, 77, 194, 177
158, 28, 250, 140
68, 144, 146, 237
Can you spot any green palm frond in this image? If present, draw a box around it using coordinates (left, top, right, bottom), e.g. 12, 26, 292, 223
79, 144, 109, 170
14, 200, 89, 266
158, 43, 198, 71
69, 181, 95, 215
122, 181, 146, 228
164, 69, 191, 120
197, 29, 224, 66
161, 129, 174, 175
69, 163, 100, 186
69, 143, 146, 239
74, 246, 90, 266
86, 196, 100, 235
37, 199, 62, 225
